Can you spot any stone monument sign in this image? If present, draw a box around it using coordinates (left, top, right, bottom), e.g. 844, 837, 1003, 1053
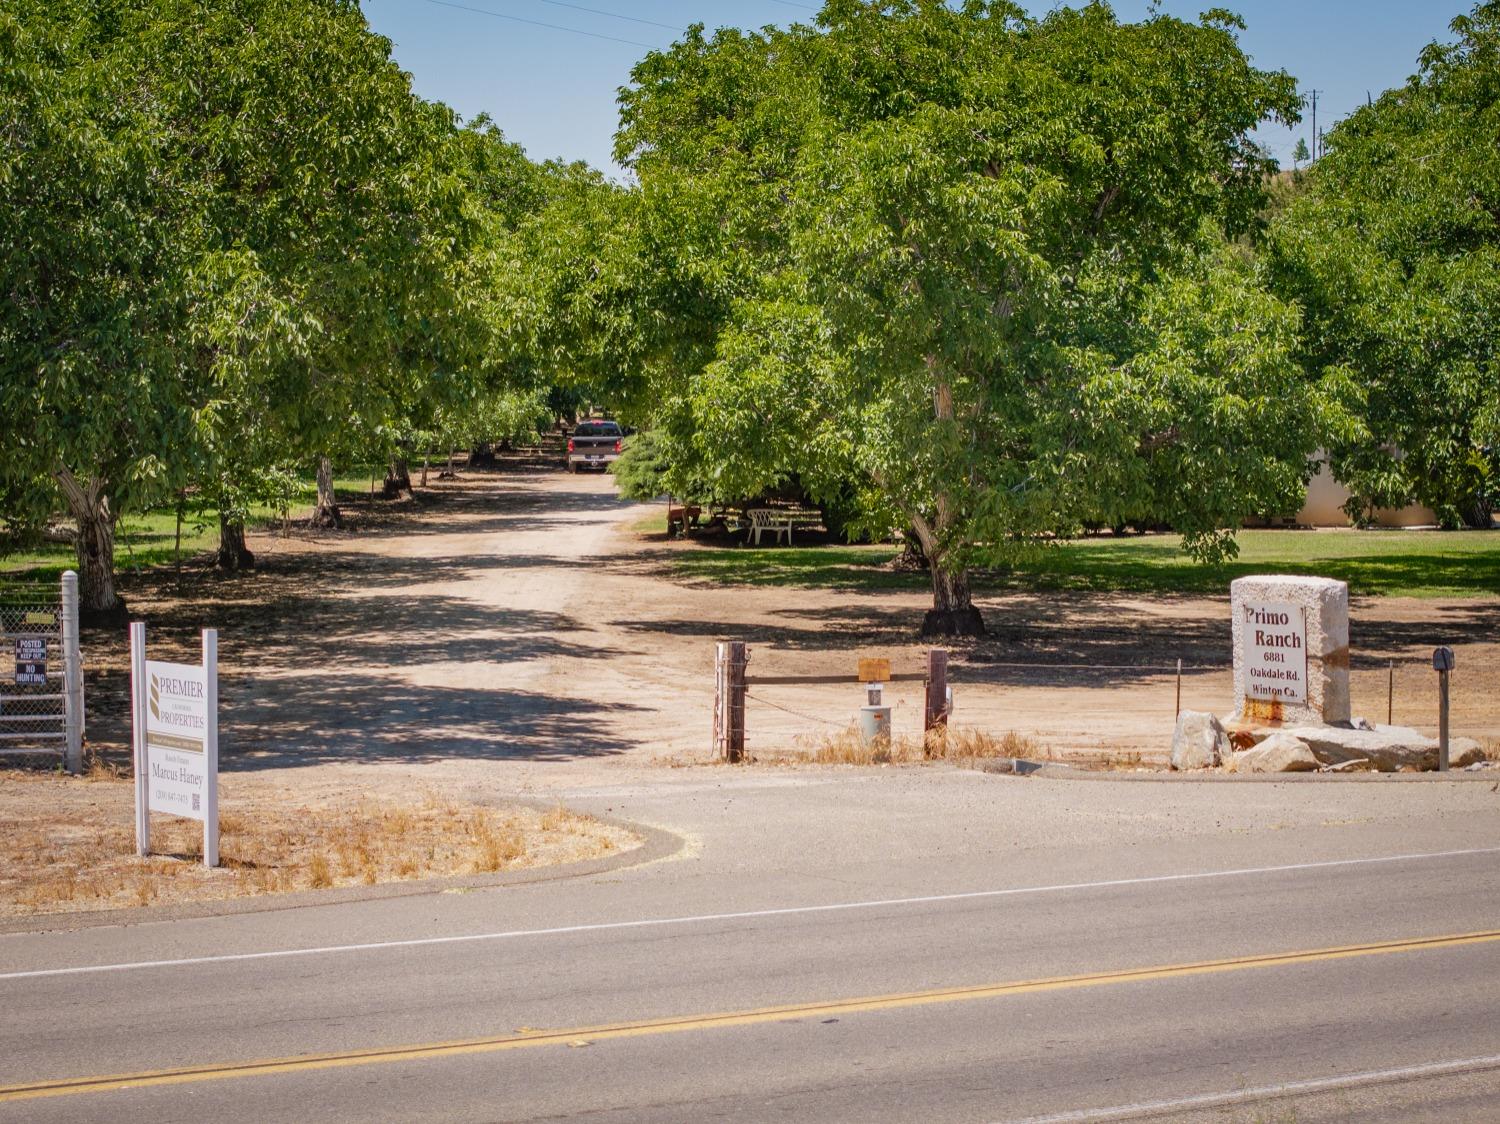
1231, 575, 1349, 727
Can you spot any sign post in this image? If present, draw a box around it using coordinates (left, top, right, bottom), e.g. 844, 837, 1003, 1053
131, 622, 220, 867
1433, 646, 1454, 773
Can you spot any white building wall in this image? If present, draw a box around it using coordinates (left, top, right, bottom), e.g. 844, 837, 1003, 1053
1295, 457, 1438, 528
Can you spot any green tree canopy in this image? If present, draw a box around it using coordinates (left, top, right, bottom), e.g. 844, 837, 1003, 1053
616, 0, 1327, 634
1266, 1, 1500, 528
1, 0, 528, 607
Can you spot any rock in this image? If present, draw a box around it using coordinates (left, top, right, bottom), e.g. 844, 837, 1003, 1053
1320, 758, 1376, 773
1283, 725, 1483, 773
1230, 575, 1350, 727
1452, 742, 1488, 768
1226, 733, 1319, 774
1225, 725, 1260, 752
1172, 710, 1229, 770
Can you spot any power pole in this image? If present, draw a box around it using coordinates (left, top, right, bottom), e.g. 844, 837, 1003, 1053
1307, 89, 1319, 160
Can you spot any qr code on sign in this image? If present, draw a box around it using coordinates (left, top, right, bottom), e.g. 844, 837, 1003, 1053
192, 794, 201, 812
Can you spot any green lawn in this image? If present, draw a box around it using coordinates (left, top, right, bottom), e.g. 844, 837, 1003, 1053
672, 530, 1500, 599
0, 469, 384, 582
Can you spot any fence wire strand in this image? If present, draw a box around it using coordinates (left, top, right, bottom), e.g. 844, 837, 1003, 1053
0, 591, 66, 756
744, 690, 848, 728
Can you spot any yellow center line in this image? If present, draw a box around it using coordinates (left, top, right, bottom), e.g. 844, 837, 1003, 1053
4, 927, 1498, 1103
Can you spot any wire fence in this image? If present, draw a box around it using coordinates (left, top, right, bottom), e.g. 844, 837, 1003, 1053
726, 648, 1483, 758
0, 575, 83, 770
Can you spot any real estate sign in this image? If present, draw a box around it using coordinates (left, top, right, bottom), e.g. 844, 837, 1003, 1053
131, 624, 220, 867
144, 659, 210, 820
1240, 600, 1308, 705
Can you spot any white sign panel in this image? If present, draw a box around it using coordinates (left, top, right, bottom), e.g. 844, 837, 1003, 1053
144, 659, 210, 821
1241, 600, 1308, 705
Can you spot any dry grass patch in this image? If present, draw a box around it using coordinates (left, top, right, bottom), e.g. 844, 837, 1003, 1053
925, 727, 1047, 762
0, 771, 635, 917
770, 724, 1052, 766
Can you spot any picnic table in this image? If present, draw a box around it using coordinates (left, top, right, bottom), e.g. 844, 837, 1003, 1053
666, 502, 702, 537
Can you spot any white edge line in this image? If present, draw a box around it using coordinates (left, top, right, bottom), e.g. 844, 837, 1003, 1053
3, 845, 1498, 982
1013, 1051, 1500, 1122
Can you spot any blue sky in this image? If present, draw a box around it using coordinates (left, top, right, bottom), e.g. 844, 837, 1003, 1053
362, 0, 1463, 175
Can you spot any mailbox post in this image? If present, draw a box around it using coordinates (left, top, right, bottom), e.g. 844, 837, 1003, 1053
1433, 646, 1454, 772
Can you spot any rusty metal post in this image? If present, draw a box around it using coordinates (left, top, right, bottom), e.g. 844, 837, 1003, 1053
1175, 658, 1182, 719
1387, 659, 1394, 726
925, 648, 949, 733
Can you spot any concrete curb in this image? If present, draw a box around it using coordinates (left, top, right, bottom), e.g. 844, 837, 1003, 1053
978, 759, 1500, 783
0, 807, 683, 936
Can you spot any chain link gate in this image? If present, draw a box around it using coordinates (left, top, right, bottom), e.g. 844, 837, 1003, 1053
0, 571, 84, 772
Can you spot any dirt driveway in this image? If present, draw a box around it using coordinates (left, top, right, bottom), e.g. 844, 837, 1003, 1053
62, 466, 1500, 794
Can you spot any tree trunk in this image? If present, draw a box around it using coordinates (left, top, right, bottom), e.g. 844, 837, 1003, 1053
216, 512, 255, 571
383, 457, 411, 498
1461, 493, 1494, 530
893, 529, 930, 572
310, 455, 342, 528
906, 514, 985, 637
420, 456, 430, 488
915, 357, 985, 637
55, 467, 125, 621
922, 565, 985, 637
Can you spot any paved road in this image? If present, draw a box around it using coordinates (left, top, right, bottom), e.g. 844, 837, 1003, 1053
3, 770, 1499, 1121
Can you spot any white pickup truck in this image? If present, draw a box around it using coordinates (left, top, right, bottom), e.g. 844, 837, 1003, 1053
566, 420, 623, 472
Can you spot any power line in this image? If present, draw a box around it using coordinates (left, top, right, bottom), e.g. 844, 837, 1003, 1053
417, 0, 660, 49
1305, 88, 1320, 160
763, 0, 820, 10
524, 0, 683, 33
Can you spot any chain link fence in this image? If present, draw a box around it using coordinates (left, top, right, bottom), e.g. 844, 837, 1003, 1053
0, 572, 83, 771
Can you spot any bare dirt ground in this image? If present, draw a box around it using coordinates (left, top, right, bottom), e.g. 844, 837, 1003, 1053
37, 462, 1500, 775
3, 462, 1497, 912
0, 768, 631, 916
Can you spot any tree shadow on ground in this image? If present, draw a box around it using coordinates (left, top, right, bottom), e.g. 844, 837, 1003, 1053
83, 668, 645, 769
120, 557, 619, 669
296, 473, 633, 541
616, 592, 1500, 690
219, 675, 644, 769
81, 534, 631, 763
1348, 601, 1500, 660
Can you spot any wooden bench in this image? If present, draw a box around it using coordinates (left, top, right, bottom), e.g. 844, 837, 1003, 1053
667, 503, 702, 537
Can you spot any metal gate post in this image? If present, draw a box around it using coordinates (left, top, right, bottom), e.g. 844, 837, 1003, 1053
60, 571, 83, 774
713, 643, 725, 757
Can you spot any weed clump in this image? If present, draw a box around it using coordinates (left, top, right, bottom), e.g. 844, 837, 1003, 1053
797, 725, 1048, 766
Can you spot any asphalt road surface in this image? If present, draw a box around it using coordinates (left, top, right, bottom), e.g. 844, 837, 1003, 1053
3, 771, 1499, 1122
